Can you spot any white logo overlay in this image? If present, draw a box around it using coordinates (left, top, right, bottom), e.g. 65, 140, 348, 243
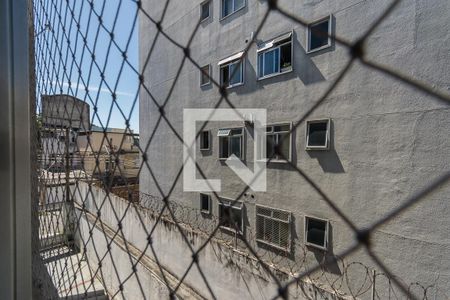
183, 108, 267, 192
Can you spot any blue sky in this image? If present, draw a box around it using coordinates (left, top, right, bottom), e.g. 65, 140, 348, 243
38, 0, 140, 132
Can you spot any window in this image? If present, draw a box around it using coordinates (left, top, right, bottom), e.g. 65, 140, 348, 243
105, 159, 116, 172
305, 216, 329, 250
218, 200, 243, 233
219, 52, 244, 88
262, 123, 292, 161
199, 130, 210, 150
306, 119, 330, 150
257, 32, 292, 79
200, 1, 210, 22
256, 205, 291, 250
218, 128, 243, 159
200, 65, 211, 86
220, 60, 243, 87
200, 193, 211, 213
221, 0, 245, 19
307, 16, 332, 53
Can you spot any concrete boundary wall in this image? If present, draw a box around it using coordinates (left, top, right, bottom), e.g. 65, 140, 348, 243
74, 181, 346, 299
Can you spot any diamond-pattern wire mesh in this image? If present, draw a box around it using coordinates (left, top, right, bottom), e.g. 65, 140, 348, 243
32, 0, 450, 299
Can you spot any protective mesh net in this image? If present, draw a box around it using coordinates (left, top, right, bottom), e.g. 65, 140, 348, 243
32, 0, 450, 299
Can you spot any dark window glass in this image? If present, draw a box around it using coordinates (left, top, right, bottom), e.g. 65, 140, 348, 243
308, 122, 327, 147
258, 54, 263, 78
221, 65, 229, 86
274, 124, 290, 132
200, 194, 210, 212
220, 204, 242, 231
310, 19, 330, 51
280, 43, 292, 71
200, 65, 210, 85
230, 136, 241, 157
201, 1, 210, 21
219, 129, 242, 158
200, 131, 209, 149
221, 61, 242, 87
230, 128, 242, 135
266, 134, 275, 159
306, 218, 327, 248
229, 61, 242, 85
222, 0, 232, 17
263, 48, 279, 76
220, 136, 229, 158
222, 0, 244, 18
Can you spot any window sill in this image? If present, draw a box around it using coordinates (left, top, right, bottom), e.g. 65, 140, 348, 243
200, 209, 211, 214
257, 68, 292, 81
257, 159, 289, 163
256, 239, 290, 252
200, 81, 211, 87
220, 225, 243, 235
219, 157, 244, 162
305, 242, 327, 251
305, 145, 329, 151
200, 16, 210, 24
219, 5, 246, 22
199, 148, 210, 151
306, 43, 331, 54
225, 82, 244, 89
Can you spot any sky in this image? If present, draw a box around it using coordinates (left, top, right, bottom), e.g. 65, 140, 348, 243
36, 0, 140, 132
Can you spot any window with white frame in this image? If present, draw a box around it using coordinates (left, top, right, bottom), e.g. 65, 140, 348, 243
307, 16, 332, 53
221, 0, 245, 19
200, 193, 211, 213
199, 130, 210, 150
257, 32, 292, 79
200, 65, 211, 86
305, 216, 329, 250
218, 128, 243, 159
256, 205, 291, 250
218, 200, 243, 233
218, 52, 244, 88
262, 123, 292, 161
306, 119, 330, 150
200, 0, 210, 22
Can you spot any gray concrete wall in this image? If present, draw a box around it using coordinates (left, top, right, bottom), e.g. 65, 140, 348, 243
75, 182, 350, 299
139, 0, 450, 298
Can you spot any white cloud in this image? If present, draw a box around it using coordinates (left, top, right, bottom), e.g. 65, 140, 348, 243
46, 81, 136, 97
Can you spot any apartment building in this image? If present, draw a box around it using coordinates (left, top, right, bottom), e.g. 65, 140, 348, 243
40, 94, 90, 170
77, 125, 140, 179
140, 0, 450, 297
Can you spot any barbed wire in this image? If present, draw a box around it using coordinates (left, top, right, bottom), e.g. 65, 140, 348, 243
32, 0, 450, 299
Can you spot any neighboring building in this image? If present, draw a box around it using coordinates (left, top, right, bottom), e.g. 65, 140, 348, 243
41, 94, 90, 130
140, 0, 450, 298
41, 94, 90, 170
77, 125, 140, 180
41, 128, 79, 171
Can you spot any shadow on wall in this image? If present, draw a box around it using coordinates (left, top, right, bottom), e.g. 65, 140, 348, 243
228, 30, 327, 96
252, 29, 328, 87
307, 120, 345, 173
310, 223, 343, 276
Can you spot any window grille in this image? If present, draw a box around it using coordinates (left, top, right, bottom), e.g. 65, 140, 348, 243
256, 205, 291, 250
